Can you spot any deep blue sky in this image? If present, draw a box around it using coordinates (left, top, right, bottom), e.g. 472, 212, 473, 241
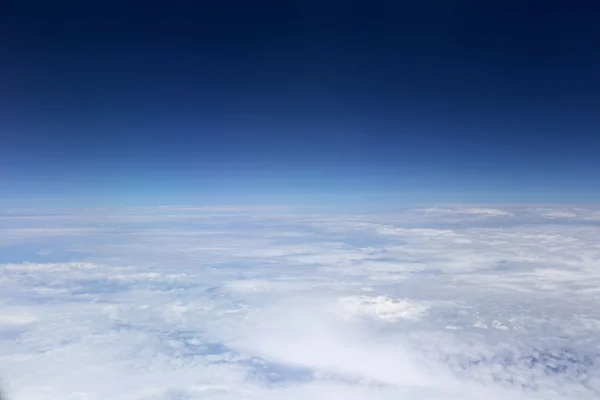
1, 1, 600, 207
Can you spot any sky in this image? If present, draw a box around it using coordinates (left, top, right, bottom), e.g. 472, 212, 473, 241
1, 1, 600, 206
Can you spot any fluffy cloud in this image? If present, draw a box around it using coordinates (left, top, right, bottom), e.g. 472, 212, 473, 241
0, 205, 599, 399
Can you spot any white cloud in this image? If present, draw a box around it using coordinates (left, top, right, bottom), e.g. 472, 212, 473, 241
336, 295, 429, 322
420, 207, 514, 217
0, 205, 599, 399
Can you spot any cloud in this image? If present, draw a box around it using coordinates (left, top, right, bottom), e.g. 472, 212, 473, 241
421, 207, 515, 217
0, 205, 599, 399
336, 295, 429, 322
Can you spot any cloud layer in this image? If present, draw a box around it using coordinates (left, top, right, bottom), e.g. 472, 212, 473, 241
1, 205, 599, 399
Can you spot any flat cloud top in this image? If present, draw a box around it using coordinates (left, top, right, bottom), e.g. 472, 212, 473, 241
1, 205, 600, 399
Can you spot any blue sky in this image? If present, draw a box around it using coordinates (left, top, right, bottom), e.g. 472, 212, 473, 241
1, 2, 599, 207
